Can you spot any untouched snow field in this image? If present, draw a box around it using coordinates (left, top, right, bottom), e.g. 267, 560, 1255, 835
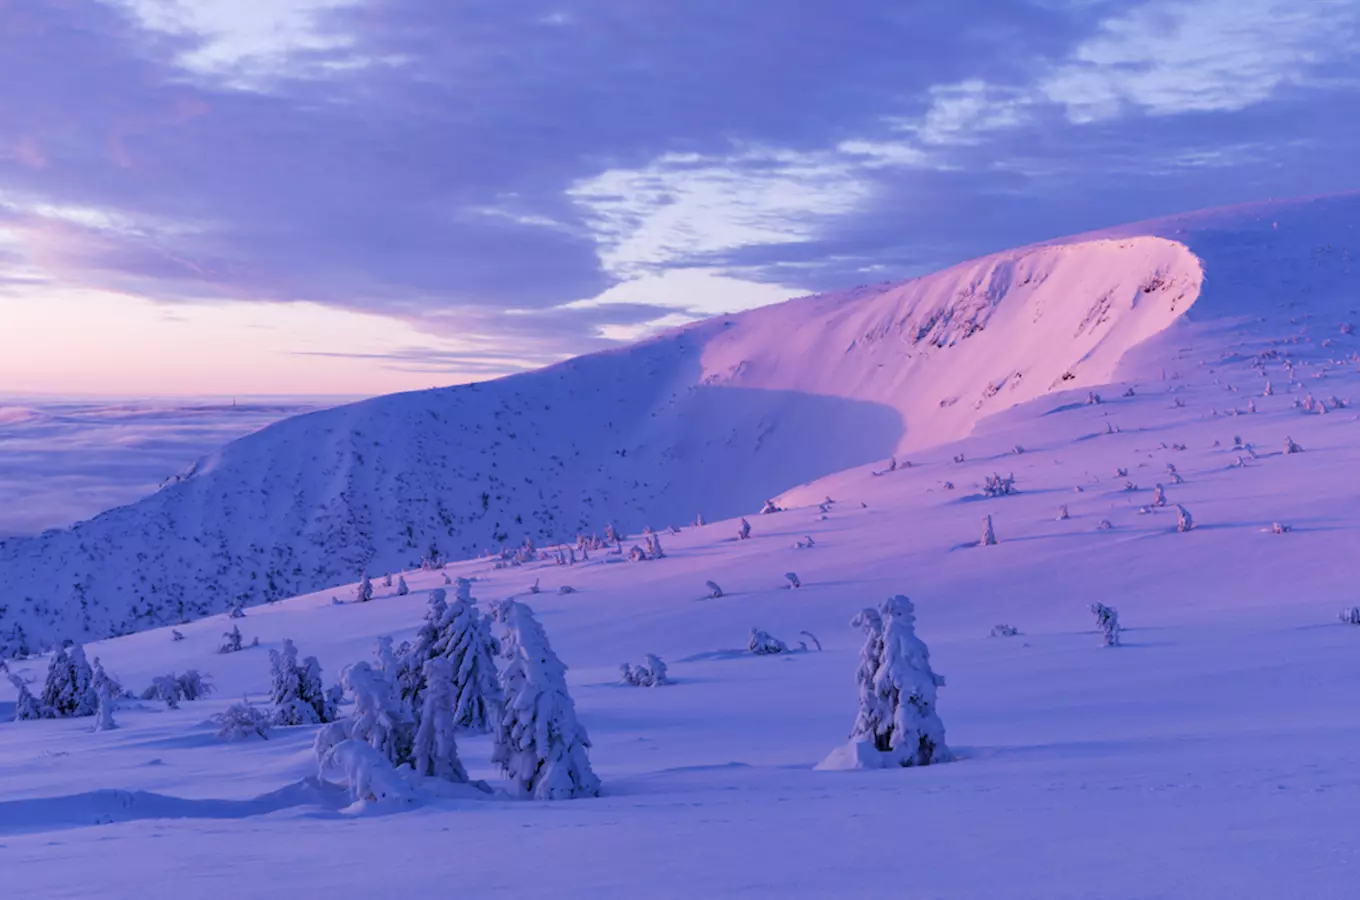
2, 195, 1359, 897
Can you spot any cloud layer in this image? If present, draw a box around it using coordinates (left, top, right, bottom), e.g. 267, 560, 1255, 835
3, 0, 1358, 380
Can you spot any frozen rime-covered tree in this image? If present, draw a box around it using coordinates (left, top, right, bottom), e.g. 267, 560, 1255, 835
1176, 504, 1194, 533
1089, 603, 1121, 647
1339, 607, 1360, 625
383, 573, 393, 588
319, 740, 414, 806
396, 576, 410, 596
706, 580, 724, 599
785, 572, 801, 589
1153, 483, 1168, 507
410, 657, 470, 783
342, 661, 415, 768
491, 600, 601, 800
357, 572, 374, 603
93, 678, 117, 731
1284, 435, 1303, 454
1057, 504, 1070, 520
825, 596, 947, 769
146, 674, 181, 708
748, 628, 788, 655
10, 673, 43, 721
737, 518, 752, 540
981, 514, 998, 546
375, 635, 400, 677
454, 577, 473, 603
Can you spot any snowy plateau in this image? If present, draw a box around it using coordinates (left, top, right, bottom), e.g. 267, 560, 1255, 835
2, 193, 1360, 898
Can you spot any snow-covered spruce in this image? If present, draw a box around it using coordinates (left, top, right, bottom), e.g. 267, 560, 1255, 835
820, 595, 948, 770
1284, 435, 1303, 454
989, 624, 1021, 638
356, 571, 374, 603
620, 654, 669, 687
1153, 483, 1168, 507
410, 657, 471, 783
760, 498, 781, 515
219, 625, 245, 654
748, 628, 789, 656
1089, 602, 1122, 647
144, 674, 183, 708
268, 638, 336, 726
737, 518, 752, 540
706, 580, 724, 599
1338, 607, 1360, 625
40, 643, 97, 718
785, 572, 802, 589
982, 472, 1016, 497
1056, 504, 1070, 521
228, 603, 245, 619
401, 588, 502, 733
491, 600, 601, 800
980, 514, 998, 546
396, 576, 410, 596
212, 701, 272, 741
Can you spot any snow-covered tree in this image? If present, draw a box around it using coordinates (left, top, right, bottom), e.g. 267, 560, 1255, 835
171, 629, 185, 642
396, 576, 410, 597
93, 677, 117, 731
1339, 607, 1360, 625
1176, 504, 1194, 533
989, 624, 1021, 637
383, 573, 394, 588
177, 670, 213, 701
694, 511, 706, 527
270, 639, 336, 725
982, 473, 1016, 497
144, 674, 183, 708
318, 739, 414, 806
357, 571, 374, 603
9, 673, 43, 721
748, 628, 788, 655
1089, 602, 1121, 647
1153, 483, 1168, 507
229, 603, 245, 619
375, 635, 401, 677
406, 591, 503, 733
213, 701, 272, 741
826, 595, 948, 769
737, 518, 752, 540
981, 514, 998, 546
341, 661, 415, 768
491, 600, 601, 800
454, 577, 473, 603
706, 580, 724, 599
1284, 435, 1303, 454
40, 643, 97, 718
1057, 504, 1070, 520
410, 657, 470, 783
760, 499, 781, 515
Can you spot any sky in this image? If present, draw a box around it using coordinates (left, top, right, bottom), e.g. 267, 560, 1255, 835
2, 0, 1358, 396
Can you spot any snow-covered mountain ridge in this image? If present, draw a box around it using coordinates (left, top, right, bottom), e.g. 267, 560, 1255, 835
1, 193, 1355, 650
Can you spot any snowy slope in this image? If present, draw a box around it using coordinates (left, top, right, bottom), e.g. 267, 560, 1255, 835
4, 316, 1360, 897
0, 194, 1355, 652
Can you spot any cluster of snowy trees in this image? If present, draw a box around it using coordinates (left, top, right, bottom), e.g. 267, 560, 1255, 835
301, 588, 599, 803
620, 655, 669, 687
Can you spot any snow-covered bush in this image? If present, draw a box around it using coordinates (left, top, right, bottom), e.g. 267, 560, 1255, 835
706, 580, 724, 599
40, 644, 97, 718
620, 654, 669, 687
1339, 607, 1360, 625
1089, 603, 1121, 647
144, 674, 183, 708
748, 628, 789, 656
644, 533, 665, 559
989, 624, 1021, 638
229, 603, 245, 619
980, 514, 997, 546
627, 545, 647, 562
213, 701, 272, 741
269, 639, 336, 726
820, 595, 948, 770
410, 657, 470, 783
1153, 483, 1168, 507
219, 625, 245, 654
1176, 504, 1194, 533
785, 572, 802, 589
1284, 435, 1303, 454
694, 511, 706, 527
1271, 521, 1292, 534
491, 600, 601, 800
1056, 504, 1070, 520
171, 629, 185, 642
737, 518, 752, 540
356, 571, 374, 603
396, 576, 410, 597
760, 499, 781, 515
318, 739, 414, 806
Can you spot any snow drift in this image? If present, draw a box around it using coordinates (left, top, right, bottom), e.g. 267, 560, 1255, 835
1, 194, 1355, 649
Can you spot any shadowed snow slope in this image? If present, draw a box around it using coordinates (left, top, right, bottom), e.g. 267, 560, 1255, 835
0, 194, 1355, 649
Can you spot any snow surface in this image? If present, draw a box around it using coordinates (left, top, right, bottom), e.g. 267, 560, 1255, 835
2, 194, 1360, 897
